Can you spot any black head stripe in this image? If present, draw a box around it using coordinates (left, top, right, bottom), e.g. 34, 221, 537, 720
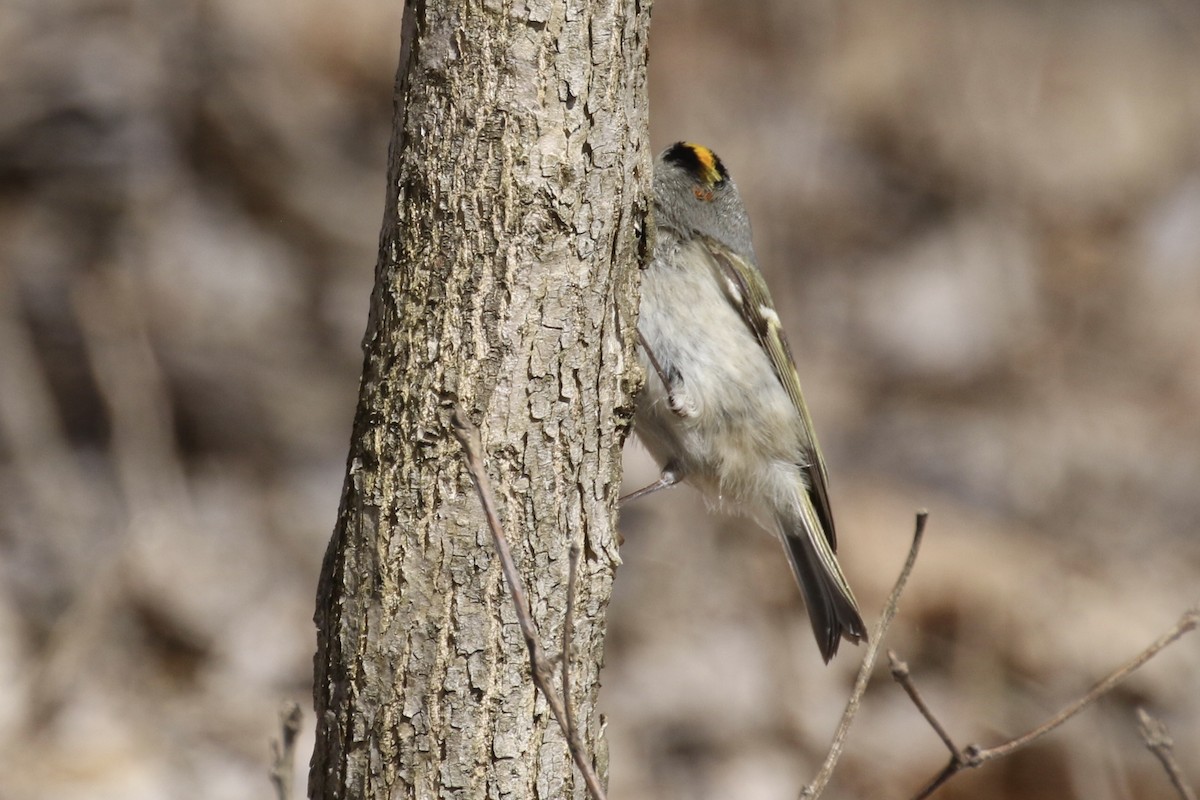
663, 142, 728, 186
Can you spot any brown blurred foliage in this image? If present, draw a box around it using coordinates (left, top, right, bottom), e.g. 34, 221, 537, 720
0, 1, 1197, 799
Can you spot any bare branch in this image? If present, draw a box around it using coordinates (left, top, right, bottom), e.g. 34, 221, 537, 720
980, 608, 1197, 760
270, 701, 302, 800
902, 607, 1199, 799
799, 509, 929, 799
888, 651, 962, 761
563, 541, 582, 749
450, 405, 607, 800
1137, 707, 1198, 800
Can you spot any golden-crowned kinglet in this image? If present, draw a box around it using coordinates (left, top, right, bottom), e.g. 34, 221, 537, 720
630, 142, 866, 662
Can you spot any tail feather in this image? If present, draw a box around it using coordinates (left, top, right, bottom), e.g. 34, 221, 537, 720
777, 502, 866, 663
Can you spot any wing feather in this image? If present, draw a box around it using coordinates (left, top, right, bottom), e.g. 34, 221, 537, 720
703, 237, 839, 550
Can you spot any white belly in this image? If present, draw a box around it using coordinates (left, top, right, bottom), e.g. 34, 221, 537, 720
635, 236, 807, 506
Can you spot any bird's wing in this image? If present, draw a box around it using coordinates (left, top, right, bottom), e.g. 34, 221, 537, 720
702, 236, 838, 550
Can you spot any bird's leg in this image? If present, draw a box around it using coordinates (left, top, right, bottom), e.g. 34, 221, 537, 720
620, 462, 684, 505
637, 330, 694, 418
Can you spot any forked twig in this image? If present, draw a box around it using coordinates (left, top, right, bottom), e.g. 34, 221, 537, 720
899, 607, 1199, 800
800, 510, 930, 799
451, 405, 607, 800
1137, 707, 1198, 800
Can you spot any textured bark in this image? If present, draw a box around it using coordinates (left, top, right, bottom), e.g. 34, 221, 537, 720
309, 2, 650, 799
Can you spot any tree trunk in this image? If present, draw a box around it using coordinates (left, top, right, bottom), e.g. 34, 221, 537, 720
309, 2, 650, 798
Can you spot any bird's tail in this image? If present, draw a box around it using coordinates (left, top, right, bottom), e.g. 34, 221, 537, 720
776, 499, 866, 663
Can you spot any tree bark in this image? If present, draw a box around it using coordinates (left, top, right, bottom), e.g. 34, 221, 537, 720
309, 2, 650, 798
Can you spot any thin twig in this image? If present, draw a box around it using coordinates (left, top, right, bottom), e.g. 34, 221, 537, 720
451, 405, 607, 800
904, 607, 1200, 800
1137, 707, 1198, 800
270, 701, 302, 800
799, 510, 929, 799
563, 541, 582, 748
979, 609, 1197, 761
910, 760, 959, 800
888, 650, 962, 760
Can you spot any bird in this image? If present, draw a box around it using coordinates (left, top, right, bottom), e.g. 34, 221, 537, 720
628, 141, 866, 662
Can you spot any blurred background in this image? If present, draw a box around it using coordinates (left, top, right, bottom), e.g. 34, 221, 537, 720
1, 1, 1197, 798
